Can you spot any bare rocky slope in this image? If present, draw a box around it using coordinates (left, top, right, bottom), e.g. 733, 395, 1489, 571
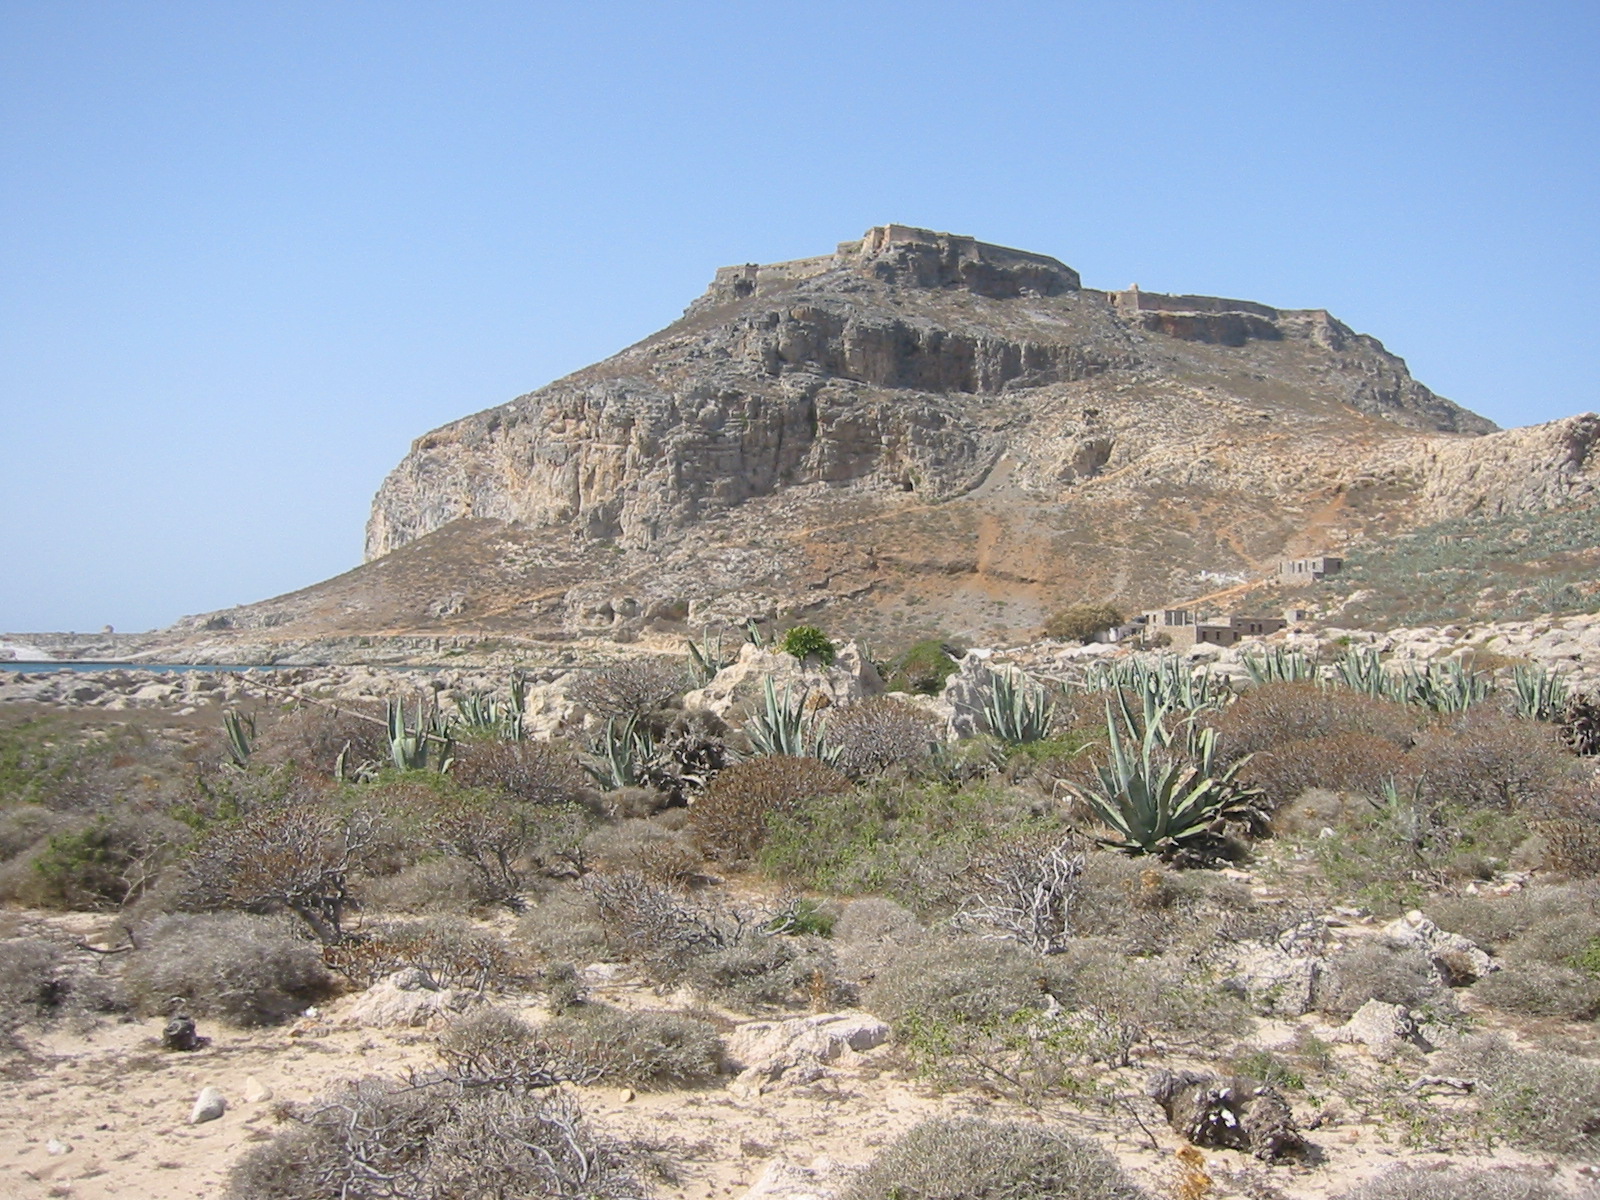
151, 225, 1598, 659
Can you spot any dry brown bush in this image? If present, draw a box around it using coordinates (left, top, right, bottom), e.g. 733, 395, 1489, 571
357, 856, 502, 915
516, 889, 610, 964
826, 697, 938, 778
0, 937, 125, 1035
839, 1116, 1150, 1200
1062, 852, 1257, 955
1538, 778, 1600, 875
1050, 939, 1251, 1062
581, 819, 704, 886
1210, 682, 1419, 758
425, 790, 591, 910
448, 739, 583, 807
861, 937, 1048, 1025
252, 702, 389, 777
689, 755, 851, 862
225, 1075, 642, 1200
183, 794, 379, 942
833, 897, 923, 947
1243, 733, 1414, 808
125, 913, 331, 1026
568, 658, 687, 723
324, 917, 520, 991
1412, 710, 1578, 813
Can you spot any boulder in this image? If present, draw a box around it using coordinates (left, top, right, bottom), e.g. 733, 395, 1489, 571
1382, 910, 1497, 985
1331, 999, 1431, 1057
339, 968, 477, 1028
683, 642, 881, 722
738, 1159, 839, 1200
1219, 919, 1329, 1017
725, 1011, 890, 1098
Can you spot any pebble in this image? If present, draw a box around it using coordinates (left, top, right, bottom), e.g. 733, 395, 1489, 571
190, 1086, 226, 1125
46, 1138, 70, 1156
244, 1076, 273, 1103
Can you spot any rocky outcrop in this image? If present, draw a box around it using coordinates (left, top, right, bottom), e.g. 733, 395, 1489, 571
1414, 412, 1600, 519
725, 1010, 891, 1099
364, 224, 1495, 564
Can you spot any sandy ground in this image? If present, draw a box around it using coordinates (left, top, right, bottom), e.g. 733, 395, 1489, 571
4, 972, 1594, 1200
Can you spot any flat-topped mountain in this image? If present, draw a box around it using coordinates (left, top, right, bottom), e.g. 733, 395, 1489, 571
172, 225, 1598, 656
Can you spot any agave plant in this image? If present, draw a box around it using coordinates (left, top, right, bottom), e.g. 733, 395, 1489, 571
1399, 659, 1493, 713
981, 668, 1056, 744
1066, 699, 1265, 861
1081, 655, 1230, 714
451, 671, 528, 741
220, 708, 256, 768
1240, 646, 1317, 686
581, 716, 659, 789
1511, 663, 1570, 723
744, 676, 839, 762
385, 696, 455, 772
686, 627, 735, 684
1334, 646, 1392, 699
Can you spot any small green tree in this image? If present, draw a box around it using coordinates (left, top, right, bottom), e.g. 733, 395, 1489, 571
1043, 603, 1124, 644
888, 639, 959, 695
780, 625, 836, 666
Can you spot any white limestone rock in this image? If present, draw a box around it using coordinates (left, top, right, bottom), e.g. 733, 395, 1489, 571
725, 1011, 890, 1098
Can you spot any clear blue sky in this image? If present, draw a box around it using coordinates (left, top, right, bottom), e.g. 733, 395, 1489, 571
3, 2, 1597, 633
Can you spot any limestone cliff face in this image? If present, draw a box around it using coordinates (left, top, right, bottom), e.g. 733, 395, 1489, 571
1414, 413, 1600, 518
366, 225, 1494, 563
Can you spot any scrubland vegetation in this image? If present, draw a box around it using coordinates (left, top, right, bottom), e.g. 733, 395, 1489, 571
2, 635, 1599, 1198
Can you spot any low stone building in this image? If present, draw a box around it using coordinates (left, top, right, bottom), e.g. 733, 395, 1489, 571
1279, 555, 1343, 584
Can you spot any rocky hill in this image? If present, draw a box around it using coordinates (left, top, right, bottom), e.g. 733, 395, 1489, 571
162, 225, 1599, 659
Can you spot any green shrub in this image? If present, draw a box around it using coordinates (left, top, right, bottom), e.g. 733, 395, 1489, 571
1442, 1034, 1600, 1156
760, 779, 1055, 914
1334, 1165, 1578, 1200
839, 1117, 1150, 1200
491, 1004, 723, 1089
27, 810, 190, 909
888, 639, 959, 695
125, 913, 331, 1026
1471, 961, 1600, 1020
779, 625, 836, 666
1312, 940, 1446, 1018
1042, 603, 1124, 644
